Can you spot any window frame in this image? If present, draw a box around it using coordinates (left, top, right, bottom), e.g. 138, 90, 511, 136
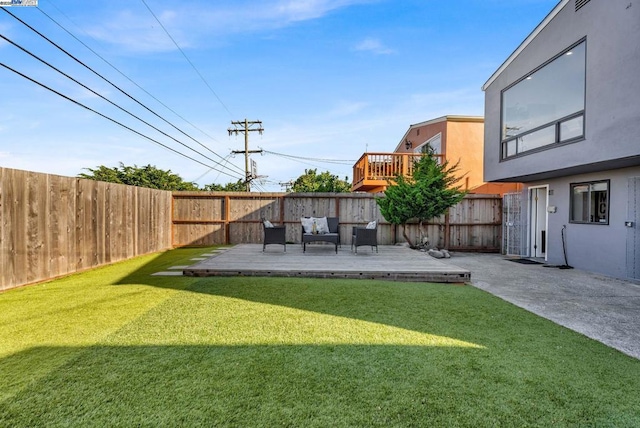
569, 179, 610, 225
500, 38, 587, 161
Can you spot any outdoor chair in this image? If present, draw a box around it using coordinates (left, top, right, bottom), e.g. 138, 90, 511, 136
262, 218, 286, 252
301, 216, 341, 253
351, 221, 378, 253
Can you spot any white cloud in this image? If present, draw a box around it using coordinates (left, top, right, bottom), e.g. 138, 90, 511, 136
354, 37, 395, 55
84, 10, 183, 53
272, 0, 373, 22
81, 0, 378, 54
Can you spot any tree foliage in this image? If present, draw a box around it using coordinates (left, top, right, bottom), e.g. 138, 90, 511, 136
376, 150, 467, 247
290, 169, 351, 193
79, 163, 246, 192
202, 180, 247, 192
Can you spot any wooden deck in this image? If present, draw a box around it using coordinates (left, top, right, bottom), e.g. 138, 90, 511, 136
183, 244, 471, 283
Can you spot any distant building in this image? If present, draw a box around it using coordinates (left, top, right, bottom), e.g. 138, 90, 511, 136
352, 115, 520, 194
482, 0, 640, 279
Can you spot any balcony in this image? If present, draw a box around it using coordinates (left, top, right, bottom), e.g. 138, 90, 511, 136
351, 152, 443, 193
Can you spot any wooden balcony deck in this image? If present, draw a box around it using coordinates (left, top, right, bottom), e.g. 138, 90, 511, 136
351, 152, 443, 192
183, 244, 470, 283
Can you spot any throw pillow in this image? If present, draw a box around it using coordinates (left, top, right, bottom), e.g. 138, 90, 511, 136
315, 217, 330, 234
366, 220, 377, 229
263, 220, 274, 228
301, 217, 313, 234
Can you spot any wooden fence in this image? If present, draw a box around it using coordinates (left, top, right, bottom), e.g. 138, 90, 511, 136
0, 167, 172, 291
172, 192, 502, 251
1, 168, 501, 291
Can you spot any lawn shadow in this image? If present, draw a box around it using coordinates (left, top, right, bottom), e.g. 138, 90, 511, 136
3, 343, 635, 427
110, 248, 558, 356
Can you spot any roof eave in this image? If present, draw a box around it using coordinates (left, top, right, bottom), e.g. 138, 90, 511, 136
481, 0, 569, 92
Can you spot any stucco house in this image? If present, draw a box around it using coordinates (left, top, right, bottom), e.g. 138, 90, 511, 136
352, 115, 520, 194
482, 0, 640, 280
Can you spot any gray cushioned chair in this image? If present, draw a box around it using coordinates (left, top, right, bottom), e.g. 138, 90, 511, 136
262, 219, 286, 252
351, 222, 378, 253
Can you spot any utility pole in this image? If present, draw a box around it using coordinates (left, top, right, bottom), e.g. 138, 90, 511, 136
279, 181, 294, 192
228, 119, 264, 191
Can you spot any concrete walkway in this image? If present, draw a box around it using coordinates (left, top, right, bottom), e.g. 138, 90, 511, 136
439, 253, 640, 360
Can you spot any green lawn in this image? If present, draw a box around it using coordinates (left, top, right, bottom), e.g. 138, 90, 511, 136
1, 247, 639, 427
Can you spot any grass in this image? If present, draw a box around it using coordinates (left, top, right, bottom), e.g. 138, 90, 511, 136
1, 247, 639, 427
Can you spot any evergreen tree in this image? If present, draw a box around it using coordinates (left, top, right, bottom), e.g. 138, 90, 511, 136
377, 149, 467, 247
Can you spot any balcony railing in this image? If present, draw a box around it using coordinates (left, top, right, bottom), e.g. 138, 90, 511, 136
352, 152, 444, 192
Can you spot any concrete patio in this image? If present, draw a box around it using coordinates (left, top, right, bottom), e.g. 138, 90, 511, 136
438, 252, 640, 360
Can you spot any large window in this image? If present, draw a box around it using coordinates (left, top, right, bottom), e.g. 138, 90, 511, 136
570, 180, 609, 224
501, 40, 586, 159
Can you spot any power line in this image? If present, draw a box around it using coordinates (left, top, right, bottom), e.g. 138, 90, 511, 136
192, 153, 237, 184
2, 7, 244, 177
262, 149, 355, 165
252, 181, 268, 192
279, 181, 294, 192
262, 151, 352, 179
37, 4, 240, 172
139, 0, 233, 117
0, 61, 239, 176
0, 33, 243, 179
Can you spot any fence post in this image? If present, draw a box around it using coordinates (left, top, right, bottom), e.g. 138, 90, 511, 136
224, 195, 231, 245
444, 212, 451, 249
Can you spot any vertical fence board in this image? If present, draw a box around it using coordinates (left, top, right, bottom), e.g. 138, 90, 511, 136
95, 181, 107, 267
104, 183, 114, 264
26, 171, 45, 283
125, 185, 135, 259
137, 187, 149, 255
12, 169, 28, 287
2, 169, 27, 289
48, 174, 70, 277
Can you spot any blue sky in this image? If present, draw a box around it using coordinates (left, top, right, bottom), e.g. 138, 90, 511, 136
0, 0, 558, 191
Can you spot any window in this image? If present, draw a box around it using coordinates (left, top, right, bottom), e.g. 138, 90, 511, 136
501, 40, 586, 159
415, 133, 441, 155
570, 180, 609, 224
